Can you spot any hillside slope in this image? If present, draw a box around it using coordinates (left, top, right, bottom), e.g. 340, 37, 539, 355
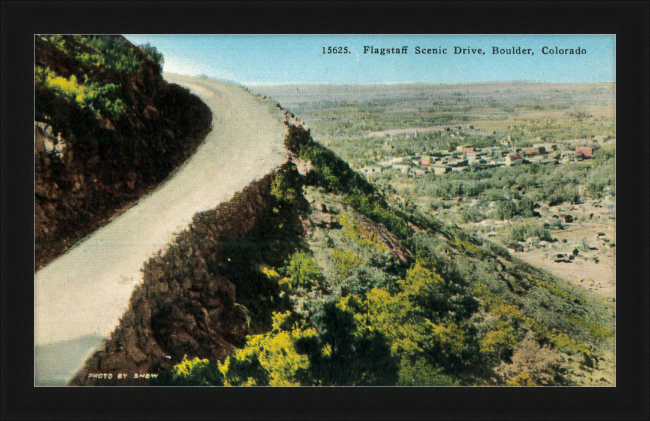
35, 76, 288, 386
35, 35, 212, 269
69, 108, 614, 386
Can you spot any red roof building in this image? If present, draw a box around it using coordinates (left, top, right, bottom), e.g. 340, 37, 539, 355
505, 154, 523, 167
461, 147, 474, 154
559, 214, 573, 223
524, 148, 539, 155
575, 147, 593, 158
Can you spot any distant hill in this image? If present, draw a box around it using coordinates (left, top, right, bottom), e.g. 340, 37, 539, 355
35, 35, 212, 269
252, 82, 616, 111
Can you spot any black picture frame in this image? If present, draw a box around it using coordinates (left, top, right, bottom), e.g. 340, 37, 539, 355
2, 1, 648, 420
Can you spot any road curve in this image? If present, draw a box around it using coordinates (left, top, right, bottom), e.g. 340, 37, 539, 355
34, 75, 288, 385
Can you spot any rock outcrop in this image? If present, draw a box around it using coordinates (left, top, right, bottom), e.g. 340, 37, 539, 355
35, 36, 212, 269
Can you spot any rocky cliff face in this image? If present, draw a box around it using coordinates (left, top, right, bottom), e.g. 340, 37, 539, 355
68, 160, 306, 385
35, 36, 212, 269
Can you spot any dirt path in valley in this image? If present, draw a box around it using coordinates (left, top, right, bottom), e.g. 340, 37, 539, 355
34, 75, 288, 385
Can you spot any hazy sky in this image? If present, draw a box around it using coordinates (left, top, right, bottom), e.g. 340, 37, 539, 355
124, 35, 615, 85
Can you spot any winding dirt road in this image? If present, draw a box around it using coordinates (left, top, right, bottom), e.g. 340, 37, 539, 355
34, 75, 288, 385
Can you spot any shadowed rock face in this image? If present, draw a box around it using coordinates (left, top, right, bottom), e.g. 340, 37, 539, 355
69, 272, 246, 386
69, 165, 304, 386
35, 36, 212, 269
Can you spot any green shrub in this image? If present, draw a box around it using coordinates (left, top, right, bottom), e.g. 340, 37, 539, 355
398, 357, 457, 386
220, 312, 317, 386
35, 66, 125, 116
43, 35, 157, 74
340, 213, 388, 251
332, 249, 365, 278
480, 321, 517, 359
507, 371, 538, 386
274, 251, 324, 290
565, 314, 614, 340
270, 171, 298, 204
461, 207, 485, 223
138, 42, 165, 71
150, 355, 225, 386
538, 281, 585, 305
344, 189, 410, 238
508, 223, 553, 243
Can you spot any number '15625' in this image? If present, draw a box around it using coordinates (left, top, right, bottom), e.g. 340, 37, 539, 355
322, 47, 350, 54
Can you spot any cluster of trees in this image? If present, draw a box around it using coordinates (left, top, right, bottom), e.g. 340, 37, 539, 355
137, 43, 165, 72
41, 35, 163, 73
330, 132, 503, 164
506, 116, 615, 143
403, 148, 614, 217
35, 66, 124, 116
507, 222, 554, 243
155, 251, 514, 386
411, 163, 592, 206
459, 197, 539, 223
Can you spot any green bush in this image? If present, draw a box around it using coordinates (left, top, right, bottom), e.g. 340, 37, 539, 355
275, 251, 324, 290
461, 207, 485, 223
508, 223, 553, 242
35, 66, 124, 116
150, 355, 225, 386
43, 35, 158, 74
138, 42, 165, 71
565, 314, 614, 340
398, 356, 458, 386
332, 249, 365, 278
538, 281, 585, 305
270, 171, 298, 204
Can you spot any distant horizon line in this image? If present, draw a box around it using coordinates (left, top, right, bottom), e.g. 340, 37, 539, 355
163, 72, 615, 86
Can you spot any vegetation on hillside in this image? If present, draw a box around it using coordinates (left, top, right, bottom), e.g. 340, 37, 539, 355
41, 35, 164, 73
35, 66, 124, 116
148, 124, 614, 387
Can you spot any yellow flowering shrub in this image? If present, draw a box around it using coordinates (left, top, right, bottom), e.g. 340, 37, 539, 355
340, 213, 387, 251
331, 248, 365, 278
480, 321, 517, 353
507, 371, 538, 386
224, 312, 317, 386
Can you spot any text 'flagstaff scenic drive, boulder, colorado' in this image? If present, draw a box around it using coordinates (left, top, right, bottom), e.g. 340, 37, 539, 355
357, 46, 585, 55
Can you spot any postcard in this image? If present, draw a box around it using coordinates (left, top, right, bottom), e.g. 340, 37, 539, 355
34, 34, 616, 387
